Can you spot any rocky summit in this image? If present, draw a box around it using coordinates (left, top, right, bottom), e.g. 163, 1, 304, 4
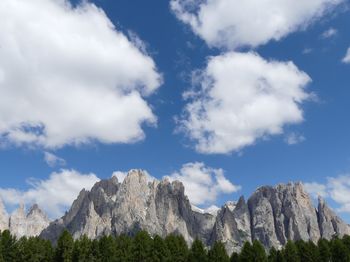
0, 200, 50, 238
40, 169, 350, 254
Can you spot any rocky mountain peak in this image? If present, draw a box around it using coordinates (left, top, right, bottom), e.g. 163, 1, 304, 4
39, 171, 350, 255
6, 203, 50, 238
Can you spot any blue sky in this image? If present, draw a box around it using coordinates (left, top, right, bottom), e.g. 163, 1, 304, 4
1, 0, 350, 220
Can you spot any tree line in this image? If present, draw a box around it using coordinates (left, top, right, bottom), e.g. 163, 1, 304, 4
0, 229, 350, 261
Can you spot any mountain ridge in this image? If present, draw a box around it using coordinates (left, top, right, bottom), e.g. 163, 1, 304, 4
38, 169, 349, 254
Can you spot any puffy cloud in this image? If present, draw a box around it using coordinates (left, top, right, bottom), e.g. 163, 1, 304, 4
284, 132, 305, 145
166, 162, 240, 206
343, 48, 350, 63
179, 52, 311, 154
321, 27, 338, 38
0, 169, 100, 218
304, 175, 350, 213
44, 151, 66, 167
304, 182, 328, 198
0, 0, 162, 148
171, 0, 342, 49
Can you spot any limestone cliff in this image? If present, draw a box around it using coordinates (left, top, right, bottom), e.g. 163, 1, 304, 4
40, 171, 350, 254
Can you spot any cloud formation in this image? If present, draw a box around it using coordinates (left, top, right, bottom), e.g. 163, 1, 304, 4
304, 175, 350, 213
113, 162, 240, 207
0, 169, 99, 218
44, 152, 66, 167
321, 27, 338, 38
343, 48, 350, 63
284, 132, 306, 145
166, 162, 240, 206
0, 0, 162, 148
179, 52, 311, 154
171, 0, 342, 49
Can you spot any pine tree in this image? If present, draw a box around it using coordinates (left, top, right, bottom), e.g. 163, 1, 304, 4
72, 235, 94, 262
343, 235, 350, 252
115, 234, 133, 262
150, 235, 170, 262
331, 238, 350, 262
283, 240, 300, 262
317, 239, 331, 262
188, 239, 207, 262
295, 240, 318, 262
239, 242, 254, 262
131, 230, 153, 262
99, 235, 117, 262
208, 241, 230, 262
268, 246, 278, 262
0, 230, 18, 262
55, 230, 74, 262
230, 252, 239, 262
165, 234, 189, 262
252, 240, 268, 262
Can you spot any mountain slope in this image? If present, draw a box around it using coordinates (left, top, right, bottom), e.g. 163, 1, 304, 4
41, 170, 350, 254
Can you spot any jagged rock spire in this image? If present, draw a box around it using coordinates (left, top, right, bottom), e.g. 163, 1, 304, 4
39, 172, 350, 255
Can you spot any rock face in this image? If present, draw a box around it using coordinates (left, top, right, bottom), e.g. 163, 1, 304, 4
0, 199, 9, 231
318, 196, 350, 239
0, 201, 50, 238
9, 204, 50, 238
248, 182, 321, 249
210, 196, 251, 253
41, 171, 350, 255
41, 170, 216, 245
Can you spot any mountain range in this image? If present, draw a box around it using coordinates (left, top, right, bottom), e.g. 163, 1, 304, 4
1, 169, 349, 254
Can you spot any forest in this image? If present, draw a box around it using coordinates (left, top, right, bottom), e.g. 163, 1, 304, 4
0, 229, 349, 261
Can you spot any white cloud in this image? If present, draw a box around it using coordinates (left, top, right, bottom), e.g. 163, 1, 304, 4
0, 0, 162, 148
112, 170, 156, 183
304, 182, 328, 198
166, 162, 240, 206
179, 52, 311, 154
321, 27, 338, 38
44, 151, 66, 167
0, 169, 100, 218
304, 175, 350, 213
284, 132, 305, 145
343, 48, 350, 63
302, 48, 313, 55
171, 0, 342, 49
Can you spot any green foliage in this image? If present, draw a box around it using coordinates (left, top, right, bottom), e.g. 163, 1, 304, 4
0, 230, 350, 261
208, 241, 230, 262
331, 237, 350, 262
55, 230, 74, 262
131, 230, 153, 262
239, 241, 254, 262
230, 252, 239, 262
165, 234, 188, 262
317, 238, 331, 262
0, 230, 18, 262
252, 240, 268, 262
188, 239, 207, 262
72, 235, 94, 262
283, 240, 299, 262
150, 235, 170, 262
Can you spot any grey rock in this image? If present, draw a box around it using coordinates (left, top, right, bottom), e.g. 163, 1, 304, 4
40, 172, 350, 254
248, 182, 321, 249
210, 196, 251, 254
41, 170, 216, 245
9, 203, 49, 238
318, 196, 350, 239
0, 198, 9, 231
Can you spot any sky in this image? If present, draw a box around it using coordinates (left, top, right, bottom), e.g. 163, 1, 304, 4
0, 0, 350, 221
